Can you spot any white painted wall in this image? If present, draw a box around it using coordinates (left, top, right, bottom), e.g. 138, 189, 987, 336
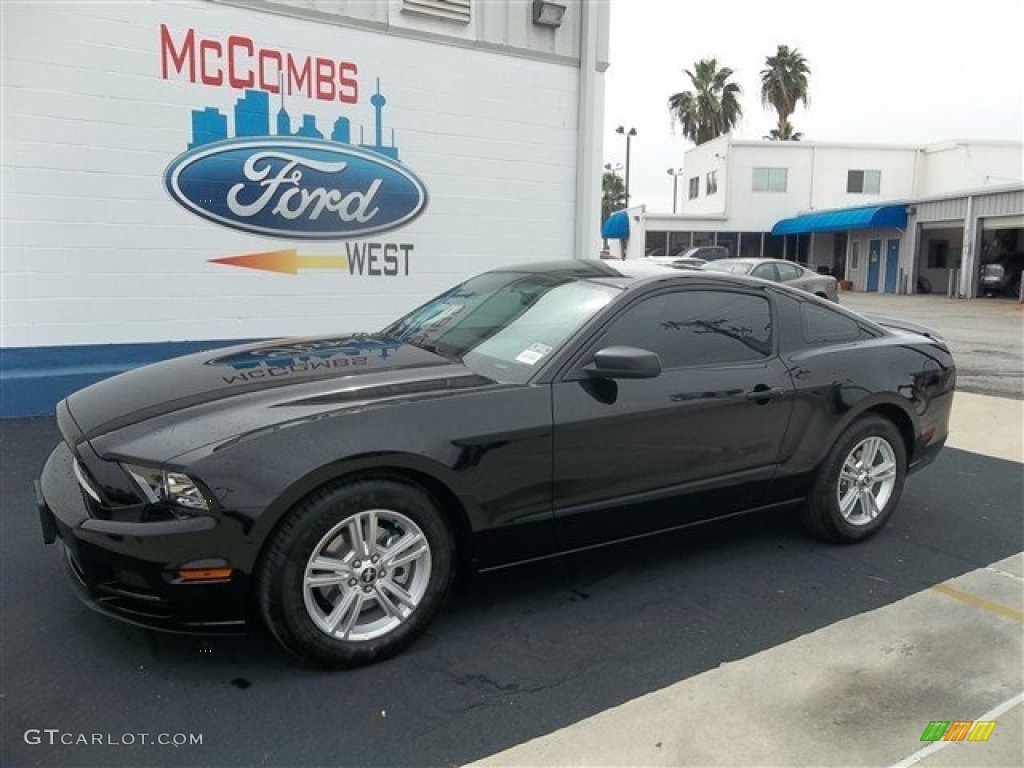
2, 0, 604, 348
918, 141, 1024, 196
807, 145, 918, 208
677, 135, 728, 216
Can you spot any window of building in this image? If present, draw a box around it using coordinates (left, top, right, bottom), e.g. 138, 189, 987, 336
752, 167, 787, 193
669, 232, 693, 255
597, 291, 772, 368
847, 169, 881, 194
402, 0, 472, 23
645, 230, 670, 256
739, 232, 764, 259
763, 234, 786, 258
688, 177, 699, 199
713, 232, 736, 256
706, 170, 718, 195
850, 241, 860, 270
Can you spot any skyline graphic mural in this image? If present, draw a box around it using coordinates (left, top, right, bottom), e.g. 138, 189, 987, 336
187, 78, 400, 161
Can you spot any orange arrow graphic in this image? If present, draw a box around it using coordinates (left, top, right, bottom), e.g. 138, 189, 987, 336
210, 250, 349, 275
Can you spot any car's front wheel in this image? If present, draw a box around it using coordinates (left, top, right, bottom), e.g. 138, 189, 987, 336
258, 478, 455, 667
801, 415, 907, 543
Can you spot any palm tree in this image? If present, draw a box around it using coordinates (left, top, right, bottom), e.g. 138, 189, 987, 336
668, 58, 743, 145
760, 45, 810, 141
764, 123, 804, 141
601, 170, 626, 223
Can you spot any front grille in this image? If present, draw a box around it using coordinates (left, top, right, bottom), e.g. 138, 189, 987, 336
94, 581, 172, 620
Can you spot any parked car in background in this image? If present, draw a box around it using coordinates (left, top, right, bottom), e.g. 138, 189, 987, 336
648, 245, 730, 260
643, 256, 707, 271
704, 258, 839, 302
678, 245, 729, 261
980, 252, 1024, 297
38, 260, 952, 666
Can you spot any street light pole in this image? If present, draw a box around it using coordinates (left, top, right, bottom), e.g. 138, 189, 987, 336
667, 167, 684, 214
616, 126, 637, 206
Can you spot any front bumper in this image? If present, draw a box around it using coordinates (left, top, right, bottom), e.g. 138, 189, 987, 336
38, 441, 249, 634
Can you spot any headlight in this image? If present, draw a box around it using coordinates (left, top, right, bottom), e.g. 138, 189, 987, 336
121, 463, 209, 511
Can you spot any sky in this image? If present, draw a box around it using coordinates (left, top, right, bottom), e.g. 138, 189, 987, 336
601, 0, 1024, 213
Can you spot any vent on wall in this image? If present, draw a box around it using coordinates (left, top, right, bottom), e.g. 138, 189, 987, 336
402, 0, 471, 23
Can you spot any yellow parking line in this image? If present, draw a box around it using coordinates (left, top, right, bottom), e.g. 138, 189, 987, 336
930, 582, 1024, 622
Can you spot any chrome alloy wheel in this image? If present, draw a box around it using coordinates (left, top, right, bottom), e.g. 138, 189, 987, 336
302, 509, 432, 642
836, 436, 898, 526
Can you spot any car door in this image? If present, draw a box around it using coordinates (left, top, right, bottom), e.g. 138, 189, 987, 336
551, 287, 796, 549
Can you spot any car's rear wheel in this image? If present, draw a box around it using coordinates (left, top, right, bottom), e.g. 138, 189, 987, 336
258, 478, 454, 667
801, 415, 906, 543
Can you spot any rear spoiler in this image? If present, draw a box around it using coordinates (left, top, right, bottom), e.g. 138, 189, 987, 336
864, 314, 945, 342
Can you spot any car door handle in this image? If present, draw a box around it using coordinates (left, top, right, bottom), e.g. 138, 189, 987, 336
745, 386, 785, 403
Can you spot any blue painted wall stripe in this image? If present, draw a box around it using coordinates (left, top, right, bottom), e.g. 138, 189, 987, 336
1, 339, 262, 419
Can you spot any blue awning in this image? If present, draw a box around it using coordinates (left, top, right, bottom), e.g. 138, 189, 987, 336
601, 210, 630, 239
771, 205, 907, 236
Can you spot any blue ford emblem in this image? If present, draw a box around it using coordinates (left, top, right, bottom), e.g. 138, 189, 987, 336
164, 138, 428, 240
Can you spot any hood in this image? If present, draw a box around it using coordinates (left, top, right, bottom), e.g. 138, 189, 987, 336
65, 334, 467, 440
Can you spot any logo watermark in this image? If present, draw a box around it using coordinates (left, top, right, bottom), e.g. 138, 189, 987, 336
24, 729, 203, 747
920, 720, 997, 742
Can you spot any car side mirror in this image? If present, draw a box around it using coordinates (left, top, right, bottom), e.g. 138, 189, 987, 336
584, 346, 662, 380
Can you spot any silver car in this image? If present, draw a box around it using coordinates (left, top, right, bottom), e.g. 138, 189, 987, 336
642, 256, 707, 271
703, 258, 839, 302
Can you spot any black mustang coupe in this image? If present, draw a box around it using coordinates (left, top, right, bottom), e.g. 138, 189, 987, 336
37, 260, 955, 666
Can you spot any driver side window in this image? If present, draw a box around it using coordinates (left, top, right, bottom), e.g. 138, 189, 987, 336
751, 263, 779, 281
594, 290, 773, 369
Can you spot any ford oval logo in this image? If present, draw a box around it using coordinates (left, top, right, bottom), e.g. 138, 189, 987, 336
164, 138, 428, 240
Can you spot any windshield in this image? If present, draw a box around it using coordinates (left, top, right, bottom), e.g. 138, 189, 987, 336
383, 271, 619, 384
704, 260, 753, 274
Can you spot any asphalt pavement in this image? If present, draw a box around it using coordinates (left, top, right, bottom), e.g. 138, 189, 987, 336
2, 397, 1022, 767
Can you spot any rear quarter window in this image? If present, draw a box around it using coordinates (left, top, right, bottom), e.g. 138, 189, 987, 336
801, 302, 863, 344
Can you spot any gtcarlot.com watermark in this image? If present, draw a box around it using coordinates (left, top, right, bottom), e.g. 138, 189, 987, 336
24, 729, 202, 747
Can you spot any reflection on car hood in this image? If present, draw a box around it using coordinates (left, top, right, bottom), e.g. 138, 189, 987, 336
65, 334, 475, 440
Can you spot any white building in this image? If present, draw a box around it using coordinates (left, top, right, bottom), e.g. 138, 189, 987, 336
615, 134, 1022, 298
1, 0, 610, 416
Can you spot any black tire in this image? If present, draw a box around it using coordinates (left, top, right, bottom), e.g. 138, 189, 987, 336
257, 477, 455, 667
800, 415, 907, 543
